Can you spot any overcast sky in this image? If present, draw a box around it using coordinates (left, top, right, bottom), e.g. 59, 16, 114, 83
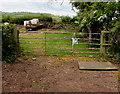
0, 0, 78, 17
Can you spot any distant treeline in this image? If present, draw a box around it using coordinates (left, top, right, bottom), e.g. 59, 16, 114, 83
1, 12, 78, 25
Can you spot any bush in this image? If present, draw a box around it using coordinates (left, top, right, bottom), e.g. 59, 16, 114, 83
108, 22, 120, 62
2, 24, 21, 63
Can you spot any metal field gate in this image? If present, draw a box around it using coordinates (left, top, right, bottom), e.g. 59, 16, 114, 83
19, 31, 111, 56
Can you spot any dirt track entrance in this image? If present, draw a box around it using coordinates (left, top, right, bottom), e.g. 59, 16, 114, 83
2, 55, 119, 92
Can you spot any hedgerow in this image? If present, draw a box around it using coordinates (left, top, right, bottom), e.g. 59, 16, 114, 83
2, 24, 21, 63
109, 21, 120, 62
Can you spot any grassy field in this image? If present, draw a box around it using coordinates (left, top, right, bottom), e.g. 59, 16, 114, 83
19, 31, 100, 56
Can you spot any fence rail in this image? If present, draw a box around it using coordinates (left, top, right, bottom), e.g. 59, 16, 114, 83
20, 42, 101, 45
20, 32, 101, 34
19, 37, 100, 40
20, 46, 100, 50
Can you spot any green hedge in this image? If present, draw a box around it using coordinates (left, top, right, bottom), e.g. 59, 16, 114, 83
2, 24, 21, 63
2, 13, 53, 25
108, 21, 120, 62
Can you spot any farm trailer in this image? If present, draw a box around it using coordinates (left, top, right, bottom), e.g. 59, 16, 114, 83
24, 19, 46, 31
25, 22, 45, 31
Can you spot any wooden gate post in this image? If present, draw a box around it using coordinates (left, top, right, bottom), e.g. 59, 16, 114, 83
100, 31, 105, 55
100, 31, 109, 55
87, 27, 92, 43
100, 31, 110, 55
13, 24, 19, 43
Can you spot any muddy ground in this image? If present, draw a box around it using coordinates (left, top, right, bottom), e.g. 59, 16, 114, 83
2, 56, 119, 92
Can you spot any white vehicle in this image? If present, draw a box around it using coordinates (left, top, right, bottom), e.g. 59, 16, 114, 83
24, 19, 42, 31
30, 19, 39, 25
4, 22, 9, 25
24, 21, 29, 26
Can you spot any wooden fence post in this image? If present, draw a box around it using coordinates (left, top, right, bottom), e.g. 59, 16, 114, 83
100, 31, 105, 55
13, 24, 19, 43
100, 31, 111, 55
87, 27, 92, 43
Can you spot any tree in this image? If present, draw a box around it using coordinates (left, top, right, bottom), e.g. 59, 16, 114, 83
61, 16, 72, 24
70, 1, 120, 33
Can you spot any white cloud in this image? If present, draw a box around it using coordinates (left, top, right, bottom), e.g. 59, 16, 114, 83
0, 0, 69, 2
1, 1, 77, 17
0, 0, 20, 2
